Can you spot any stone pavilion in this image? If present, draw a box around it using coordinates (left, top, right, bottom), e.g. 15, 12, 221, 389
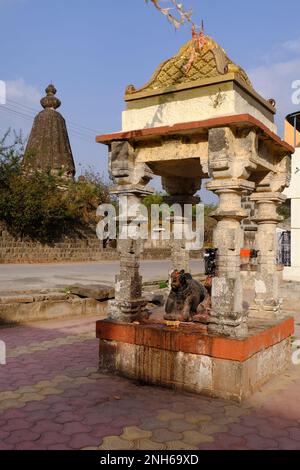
96, 34, 294, 401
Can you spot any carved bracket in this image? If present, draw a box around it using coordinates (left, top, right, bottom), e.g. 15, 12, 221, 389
109, 141, 154, 188
208, 127, 258, 180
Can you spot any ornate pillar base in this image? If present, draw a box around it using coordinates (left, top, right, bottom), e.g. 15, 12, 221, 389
208, 276, 248, 337
108, 300, 148, 323
249, 299, 282, 320
208, 315, 248, 338
108, 238, 149, 323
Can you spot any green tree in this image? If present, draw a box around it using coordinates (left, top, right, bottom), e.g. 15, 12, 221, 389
277, 200, 291, 220
142, 192, 165, 210
0, 130, 110, 242
0, 129, 24, 186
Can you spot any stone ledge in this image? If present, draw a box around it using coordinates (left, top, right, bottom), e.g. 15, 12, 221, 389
0, 295, 35, 304
69, 284, 115, 301
0, 297, 108, 325
96, 114, 293, 153
96, 317, 294, 363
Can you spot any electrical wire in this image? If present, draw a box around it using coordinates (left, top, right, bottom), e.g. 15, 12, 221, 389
0, 104, 95, 144
6, 98, 99, 135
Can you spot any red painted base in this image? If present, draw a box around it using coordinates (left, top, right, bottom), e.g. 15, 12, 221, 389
96, 316, 294, 401
96, 317, 294, 362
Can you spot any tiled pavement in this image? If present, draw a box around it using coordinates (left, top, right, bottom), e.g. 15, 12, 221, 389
0, 314, 300, 450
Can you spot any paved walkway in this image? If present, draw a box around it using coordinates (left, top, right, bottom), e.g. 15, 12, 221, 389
0, 260, 203, 293
0, 314, 300, 450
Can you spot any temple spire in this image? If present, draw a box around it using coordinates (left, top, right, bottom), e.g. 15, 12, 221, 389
23, 84, 75, 178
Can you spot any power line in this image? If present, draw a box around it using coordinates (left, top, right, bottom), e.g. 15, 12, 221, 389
5, 100, 95, 138
6, 99, 97, 140
0, 105, 94, 144
0, 105, 34, 122
6, 98, 99, 135
6, 98, 37, 113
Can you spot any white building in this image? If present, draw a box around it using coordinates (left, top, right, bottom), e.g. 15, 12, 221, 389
283, 112, 300, 281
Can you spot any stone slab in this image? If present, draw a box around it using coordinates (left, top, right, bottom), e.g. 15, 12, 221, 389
0, 298, 107, 325
96, 114, 293, 154
0, 295, 34, 304
69, 284, 115, 301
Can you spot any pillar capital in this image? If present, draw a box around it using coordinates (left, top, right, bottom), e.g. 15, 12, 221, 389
206, 178, 255, 194
110, 185, 154, 199
250, 191, 286, 204
207, 179, 255, 223
250, 192, 286, 225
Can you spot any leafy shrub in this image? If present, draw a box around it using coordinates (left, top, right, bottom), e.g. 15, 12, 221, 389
0, 130, 110, 242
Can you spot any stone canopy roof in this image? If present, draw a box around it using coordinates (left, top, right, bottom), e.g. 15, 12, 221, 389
23, 84, 75, 178
125, 34, 253, 99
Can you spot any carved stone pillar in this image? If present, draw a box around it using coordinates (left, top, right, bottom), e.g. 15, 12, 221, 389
108, 237, 148, 323
162, 176, 201, 273
170, 233, 190, 273
108, 141, 153, 323
207, 179, 254, 337
249, 191, 286, 318
206, 127, 256, 337
241, 190, 258, 248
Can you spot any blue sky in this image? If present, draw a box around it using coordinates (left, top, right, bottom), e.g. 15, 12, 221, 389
1, 0, 300, 202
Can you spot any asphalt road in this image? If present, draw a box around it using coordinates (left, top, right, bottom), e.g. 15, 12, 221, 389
0, 259, 204, 293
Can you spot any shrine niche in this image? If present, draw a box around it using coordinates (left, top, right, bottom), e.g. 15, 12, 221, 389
96, 34, 294, 401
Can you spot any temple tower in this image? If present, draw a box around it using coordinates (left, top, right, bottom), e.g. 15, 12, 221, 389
23, 84, 75, 178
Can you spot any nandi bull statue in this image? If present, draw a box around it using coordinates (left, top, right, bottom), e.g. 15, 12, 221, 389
164, 270, 210, 323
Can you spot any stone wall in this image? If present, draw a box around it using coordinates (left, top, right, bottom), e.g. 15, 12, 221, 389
1, 222, 201, 264
0, 223, 116, 263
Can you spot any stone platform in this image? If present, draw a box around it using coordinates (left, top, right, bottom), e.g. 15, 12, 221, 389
96, 316, 294, 402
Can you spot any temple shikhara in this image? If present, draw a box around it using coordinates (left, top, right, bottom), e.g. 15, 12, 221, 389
95, 33, 294, 401
23, 84, 75, 178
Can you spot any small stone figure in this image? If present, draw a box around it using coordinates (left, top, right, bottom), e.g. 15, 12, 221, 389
164, 270, 208, 322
